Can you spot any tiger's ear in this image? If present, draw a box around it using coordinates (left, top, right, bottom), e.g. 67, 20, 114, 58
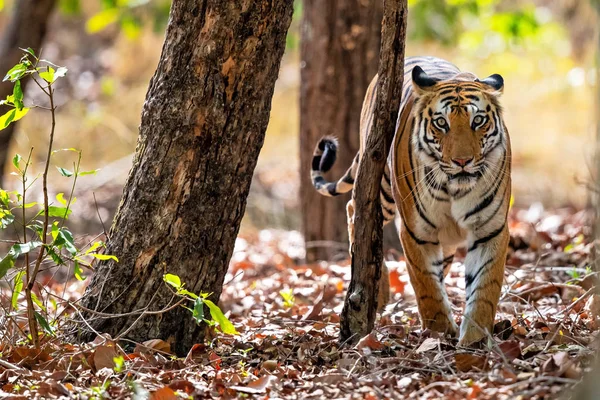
412, 66, 440, 95
477, 74, 504, 95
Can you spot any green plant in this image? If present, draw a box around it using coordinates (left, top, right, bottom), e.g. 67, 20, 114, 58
162, 273, 238, 335
0, 49, 115, 348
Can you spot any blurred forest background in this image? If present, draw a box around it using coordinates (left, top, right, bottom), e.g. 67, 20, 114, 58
0, 0, 597, 242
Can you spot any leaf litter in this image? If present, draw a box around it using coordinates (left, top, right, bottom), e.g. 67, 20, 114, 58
0, 204, 597, 399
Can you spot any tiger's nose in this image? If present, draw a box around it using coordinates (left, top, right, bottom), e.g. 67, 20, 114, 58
452, 157, 473, 167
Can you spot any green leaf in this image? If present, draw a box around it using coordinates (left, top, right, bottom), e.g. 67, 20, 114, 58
74, 261, 85, 281
3, 63, 27, 82
19, 47, 35, 57
84, 241, 103, 255
34, 311, 55, 336
163, 273, 181, 290
0, 254, 14, 280
204, 299, 238, 335
78, 169, 100, 176
31, 292, 46, 311
38, 67, 55, 84
0, 210, 14, 229
12, 154, 22, 170
21, 202, 38, 209
44, 206, 72, 219
192, 297, 204, 324
113, 355, 125, 373
56, 193, 68, 206
56, 167, 73, 177
11, 270, 25, 310
86, 8, 120, 33
177, 288, 199, 300
46, 246, 65, 266
12, 81, 24, 110
0, 107, 29, 130
90, 253, 118, 262
56, 227, 77, 256
10, 241, 42, 257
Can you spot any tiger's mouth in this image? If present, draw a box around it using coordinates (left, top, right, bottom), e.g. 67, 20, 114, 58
447, 171, 479, 181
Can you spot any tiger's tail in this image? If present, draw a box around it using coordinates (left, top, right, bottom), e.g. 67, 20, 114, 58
311, 136, 358, 197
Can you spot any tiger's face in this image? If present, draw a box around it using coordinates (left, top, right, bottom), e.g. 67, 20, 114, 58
411, 66, 505, 194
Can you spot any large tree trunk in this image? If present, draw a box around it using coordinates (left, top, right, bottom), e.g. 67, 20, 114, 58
340, 0, 408, 343
77, 0, 294, 356
0, 0, 56, 187
300, 0, 384, 262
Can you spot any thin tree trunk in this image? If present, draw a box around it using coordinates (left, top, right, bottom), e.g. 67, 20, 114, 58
0, 0, 56, 187
76, 0, 294, 356
340, 0, 408, 343
300, 0, 383, 262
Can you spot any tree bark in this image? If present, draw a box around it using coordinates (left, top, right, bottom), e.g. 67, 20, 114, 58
76, 0, 294, 356
300, 0, 383, 262
0, 0, 56, 187
340, 0, 408, 344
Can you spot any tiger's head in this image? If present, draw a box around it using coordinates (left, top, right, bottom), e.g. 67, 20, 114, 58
411, 66, 506, 193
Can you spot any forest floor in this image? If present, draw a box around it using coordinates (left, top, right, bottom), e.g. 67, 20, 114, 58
0, 206, 597, 399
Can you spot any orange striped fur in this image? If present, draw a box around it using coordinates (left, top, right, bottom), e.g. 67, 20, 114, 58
311, 56, 511, 346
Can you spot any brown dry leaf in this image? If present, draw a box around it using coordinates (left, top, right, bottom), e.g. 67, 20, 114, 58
415, 337, 439, 353
497, 340, 521, 361
302, 291, 324, 321
168, 380, 195, 395
184, 343, 206, 364
93, 345, 118, 371
136, 339, 171, 354
455, 353, 487, 372
9, 347, 52, 369
150, 386, 178, 400
356, 332, 385, 351
230, 375, 277, 394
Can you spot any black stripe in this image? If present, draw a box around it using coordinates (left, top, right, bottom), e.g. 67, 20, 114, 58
465, 258, 494, 290
326, 183, 339, 196
468, 223, 505, 252
311, 155, 322, 171
380, 185, 394, 205
402, 221, 439, 246
463, 164, 504, 220
478, 180, 508, 227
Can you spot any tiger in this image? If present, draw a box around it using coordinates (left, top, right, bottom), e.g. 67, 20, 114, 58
310, 56, 511, 346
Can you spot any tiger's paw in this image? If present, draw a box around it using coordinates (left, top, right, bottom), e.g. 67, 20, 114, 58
423, 313, 458, 337
457, 321, 489, 347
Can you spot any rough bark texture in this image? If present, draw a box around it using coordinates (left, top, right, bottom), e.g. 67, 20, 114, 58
300, 0, 384, 262
77, 0, 294, 356
340, 0, 408, 343
0, 0, 56, 186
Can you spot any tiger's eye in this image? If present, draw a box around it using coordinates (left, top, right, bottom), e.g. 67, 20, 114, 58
435, 117, 447, 128
473, 115, 484, 126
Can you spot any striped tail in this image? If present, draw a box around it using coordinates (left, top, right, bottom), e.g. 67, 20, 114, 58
311, 136, 358, 197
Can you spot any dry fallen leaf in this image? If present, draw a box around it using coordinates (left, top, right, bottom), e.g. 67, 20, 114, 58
497, 340, 521, 361
230, 375, 277, 394
455, 353, 487, 372
150, 386, 178, 400
92, 345, 118, 371
416, 338, 439, 353
135, 339, 171, 354
356, 332, 385, 351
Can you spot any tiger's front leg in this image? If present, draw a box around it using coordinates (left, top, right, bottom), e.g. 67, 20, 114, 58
459, 225, 509, 346
400, 228, 459, 336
